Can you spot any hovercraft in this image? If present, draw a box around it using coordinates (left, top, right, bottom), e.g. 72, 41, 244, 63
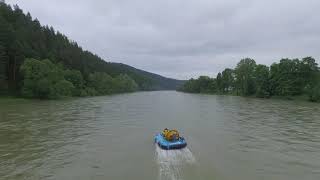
155, 129, 187, 150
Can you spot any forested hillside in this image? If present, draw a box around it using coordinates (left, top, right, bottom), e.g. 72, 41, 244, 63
0, 2, 182, 98
179, 57, 320, 102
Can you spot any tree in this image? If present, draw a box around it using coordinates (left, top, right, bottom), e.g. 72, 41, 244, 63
180, 57, 320, 102
269, 63, 280, 96
0, 14, 10, 92
308, 77, 320, 102
309, 86, 320, 102
178, 76, 217, 93
20, 58, 73, 99
50, 79, 74, 98
221, 68, 234, 93
64, 69, 84, 96
20, 58, 49, 98
179, 78, 199, 93
234, 58, 257, 96
0, 44, 7, 91
88, 72, 114, 95
254, 64, 270, 97
113, 74, 138, 93
216, 72, 222, 93
270, 58, 304, 96
197, 76, 213, 93
8, 40, 25, 90
301, 57, 319, 91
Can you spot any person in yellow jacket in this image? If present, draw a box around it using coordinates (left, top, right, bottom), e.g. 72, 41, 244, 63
162, 128, 169, 137
162, 128, 180, 141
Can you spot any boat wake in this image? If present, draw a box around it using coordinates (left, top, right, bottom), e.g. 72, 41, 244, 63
155, 145, 195, 180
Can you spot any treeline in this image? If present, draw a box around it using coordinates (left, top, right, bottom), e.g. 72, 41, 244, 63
179, 57, 320, 102
0, 2, 181, 97
21, 58, 138, 99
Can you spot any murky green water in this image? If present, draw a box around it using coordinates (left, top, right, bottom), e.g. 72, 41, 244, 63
1, 91, 320, 180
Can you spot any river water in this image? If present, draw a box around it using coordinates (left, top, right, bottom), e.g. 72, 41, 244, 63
1, 91, 320, 180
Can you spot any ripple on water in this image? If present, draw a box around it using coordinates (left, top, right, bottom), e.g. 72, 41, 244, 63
1, 92, 320, 180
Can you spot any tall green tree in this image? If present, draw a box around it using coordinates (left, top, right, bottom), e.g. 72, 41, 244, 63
270, 58, 304, 96
216, 72, 222, 93
221, 68, 234, 93
269, 63, 280, 96
87, 72, 114, 95
178, 76, 216, 93
234, 58, 257, 96
113, 74, 138, 93
64, 69, 84, 96
197, 76, 214, 93
301, 57, 319, 90
8, 40, 24, 89
0, 14, 10, 92
308, 72, 320, 102
254, 64, 270, 97
0, 44, 7, 91
179, 78, 199, 93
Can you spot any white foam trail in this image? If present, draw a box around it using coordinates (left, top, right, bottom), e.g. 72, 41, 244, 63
155, 145, 195, 180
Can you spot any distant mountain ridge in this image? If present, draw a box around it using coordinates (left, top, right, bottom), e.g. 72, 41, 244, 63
108, 62, 185, 90
0, 2, 183, 94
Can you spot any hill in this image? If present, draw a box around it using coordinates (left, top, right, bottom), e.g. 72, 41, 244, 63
0, 2, 183, 97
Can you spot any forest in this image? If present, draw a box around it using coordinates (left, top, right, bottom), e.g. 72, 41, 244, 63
20, 58, 138, 98
0, 2, 182, 99
179, 57, 320, 102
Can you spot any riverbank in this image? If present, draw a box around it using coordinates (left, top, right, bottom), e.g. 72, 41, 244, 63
179, 58, 320, 103
0, 90, 145, 101
0, 95, 48, 103
178, 91, 316, 103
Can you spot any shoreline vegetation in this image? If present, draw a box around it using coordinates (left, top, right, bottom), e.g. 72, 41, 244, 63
179, 57, 320, 103
1, 2, 318, 103
0, 2, 182, 99
19, 58, 138, 99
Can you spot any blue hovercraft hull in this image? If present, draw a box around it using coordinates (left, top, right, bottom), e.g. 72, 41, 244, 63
154, 133, 187, 150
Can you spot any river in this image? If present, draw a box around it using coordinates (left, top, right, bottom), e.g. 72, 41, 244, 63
1, 91, 320, 180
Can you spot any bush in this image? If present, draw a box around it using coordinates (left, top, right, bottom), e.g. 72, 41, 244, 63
113, 74, 138, 93
309, 83, 320, 102
88, 72, 114, 95
64, 69, 84, 96
80, 87, 97, 97
50, 80, 74, 98
20, 58, 74, 99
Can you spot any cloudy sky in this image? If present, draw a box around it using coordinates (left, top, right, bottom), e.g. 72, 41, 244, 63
8, 0, 320, 79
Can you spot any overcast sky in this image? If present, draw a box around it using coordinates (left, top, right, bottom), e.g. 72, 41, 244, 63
7, 0, 320, 79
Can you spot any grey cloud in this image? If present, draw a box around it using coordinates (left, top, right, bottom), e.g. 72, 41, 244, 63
8, 0, 320, 79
